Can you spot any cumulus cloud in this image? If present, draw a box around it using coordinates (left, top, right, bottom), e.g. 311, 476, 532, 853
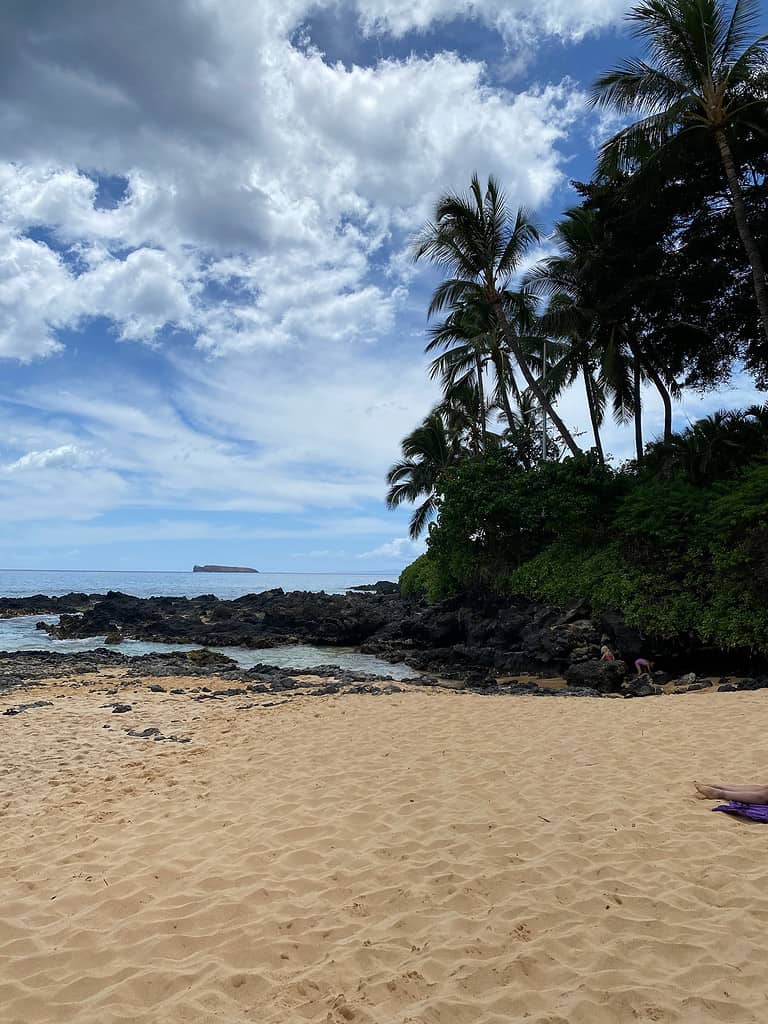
0, 233, 70, 360
0, 0, 591, 361
358, 536, 426, 560
3, 444, 105, 473
350, 0, 628, 42
72, 247, 197, 342
0, 0, 680, 566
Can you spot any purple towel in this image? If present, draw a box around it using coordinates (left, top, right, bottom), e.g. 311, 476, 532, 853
713, 801, 768, 823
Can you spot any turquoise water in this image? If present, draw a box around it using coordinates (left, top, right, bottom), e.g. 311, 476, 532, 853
0, 615, 415, 679
0, 569, 395, 599
0, 569, 414, 680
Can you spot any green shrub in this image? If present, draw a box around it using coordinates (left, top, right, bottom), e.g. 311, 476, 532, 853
417, 448, 768, 654
399, 553, 440, 601
425, 451, 622, 591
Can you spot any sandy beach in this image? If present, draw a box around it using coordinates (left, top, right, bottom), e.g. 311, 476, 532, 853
3, 681, 768, 1024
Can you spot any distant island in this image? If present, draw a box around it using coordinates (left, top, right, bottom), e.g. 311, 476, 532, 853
192, 565, 259, 574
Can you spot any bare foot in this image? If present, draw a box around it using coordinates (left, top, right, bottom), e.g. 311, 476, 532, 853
694, 782, 722, 799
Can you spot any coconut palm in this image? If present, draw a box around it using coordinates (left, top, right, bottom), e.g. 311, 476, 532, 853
592, 0, 768, 342
385, 408, 464, 539
425, 302, 490, 451
537, 294, 608, 464
527, 204, 680, 459
528, 207, 638, 456
643, 404, 768, 482
437, 378, 494, 455
412, 175, 582, 456
502, 390, 562, 469
425, 295, 526, 441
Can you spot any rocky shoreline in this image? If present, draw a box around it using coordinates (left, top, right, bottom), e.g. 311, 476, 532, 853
2, 588, 767, 699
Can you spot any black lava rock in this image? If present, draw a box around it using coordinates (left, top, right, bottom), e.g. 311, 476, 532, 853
565, 659, 627, 693
3, 700, 54, 716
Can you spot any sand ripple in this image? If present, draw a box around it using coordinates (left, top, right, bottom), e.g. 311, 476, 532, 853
3, 684, 768, 1022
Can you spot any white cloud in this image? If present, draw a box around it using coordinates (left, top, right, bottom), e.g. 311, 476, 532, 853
0, 224, 199, 358
72, 247, 197, 342
3, 444, 105, 473
0, 336, 440, 524
349, 0, 628, 41
0, 232, 70, 360
358, 536, 427, 560
0, 1, 591, 361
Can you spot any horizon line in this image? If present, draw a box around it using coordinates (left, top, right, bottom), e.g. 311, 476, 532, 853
0, 568, 398, 575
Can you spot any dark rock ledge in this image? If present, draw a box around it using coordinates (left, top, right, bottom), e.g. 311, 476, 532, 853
2, 588, 766, 700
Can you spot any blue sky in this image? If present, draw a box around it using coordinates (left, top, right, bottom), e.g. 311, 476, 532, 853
0, 0, 764, 572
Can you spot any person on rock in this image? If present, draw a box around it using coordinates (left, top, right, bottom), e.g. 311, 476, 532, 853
634, 656, 654, 675
600, 644, 615, 662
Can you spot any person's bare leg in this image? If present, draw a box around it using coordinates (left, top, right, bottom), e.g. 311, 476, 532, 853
694, 783, 723, 799
695, 781, 768, 801
717, 785, 768, 801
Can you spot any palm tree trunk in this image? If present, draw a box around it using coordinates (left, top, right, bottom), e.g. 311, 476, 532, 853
632, 357, 643, 463
494, 301, 582, 457
582, 363, 605, 464
469, 420, 480, 455
715, 130, 768, 346
508, 369, 522, 407
643, 361, 673, 444
475, 352, 487, 450
491, 351, 519, 435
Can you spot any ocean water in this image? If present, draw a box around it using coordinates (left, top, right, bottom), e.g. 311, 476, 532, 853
0, 616, 415, 679
0, 570, 412, 679
0, 569, 396, 600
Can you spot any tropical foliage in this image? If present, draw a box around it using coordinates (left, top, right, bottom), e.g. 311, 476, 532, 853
592, 0, 768, 341
387, 0, 768, 653
403, 408, 768, 652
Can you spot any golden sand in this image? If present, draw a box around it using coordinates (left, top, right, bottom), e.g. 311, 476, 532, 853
2, 680, 768, 1024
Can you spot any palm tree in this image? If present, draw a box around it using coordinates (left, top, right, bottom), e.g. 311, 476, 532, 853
643, 404, 768, 482
425, 295, 523, 441
412, 175, 582, 456
502, 390, 562, 469
437, 378, 493, 455
425, 302, 490, 452
527, 227, 631, 462
528, 204, 680, 459
385, 408, 464, 539
592, 0, 768, 342
537, 294, 608, 463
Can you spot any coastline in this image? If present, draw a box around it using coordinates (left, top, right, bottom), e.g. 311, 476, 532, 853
3, 587, 766, 698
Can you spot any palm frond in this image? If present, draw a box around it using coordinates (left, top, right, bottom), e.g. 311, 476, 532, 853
592, 59, 690, 113
427, 279, 484, 318
596, 105, 690, 176
727, 34, 768, 86
721, 0, 764, 63
496, 208, 540, 279
408, 497, 438, 541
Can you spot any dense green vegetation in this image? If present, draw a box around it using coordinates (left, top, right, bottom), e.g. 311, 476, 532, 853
389, 0, 768, 654
402, 410, 768, 652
